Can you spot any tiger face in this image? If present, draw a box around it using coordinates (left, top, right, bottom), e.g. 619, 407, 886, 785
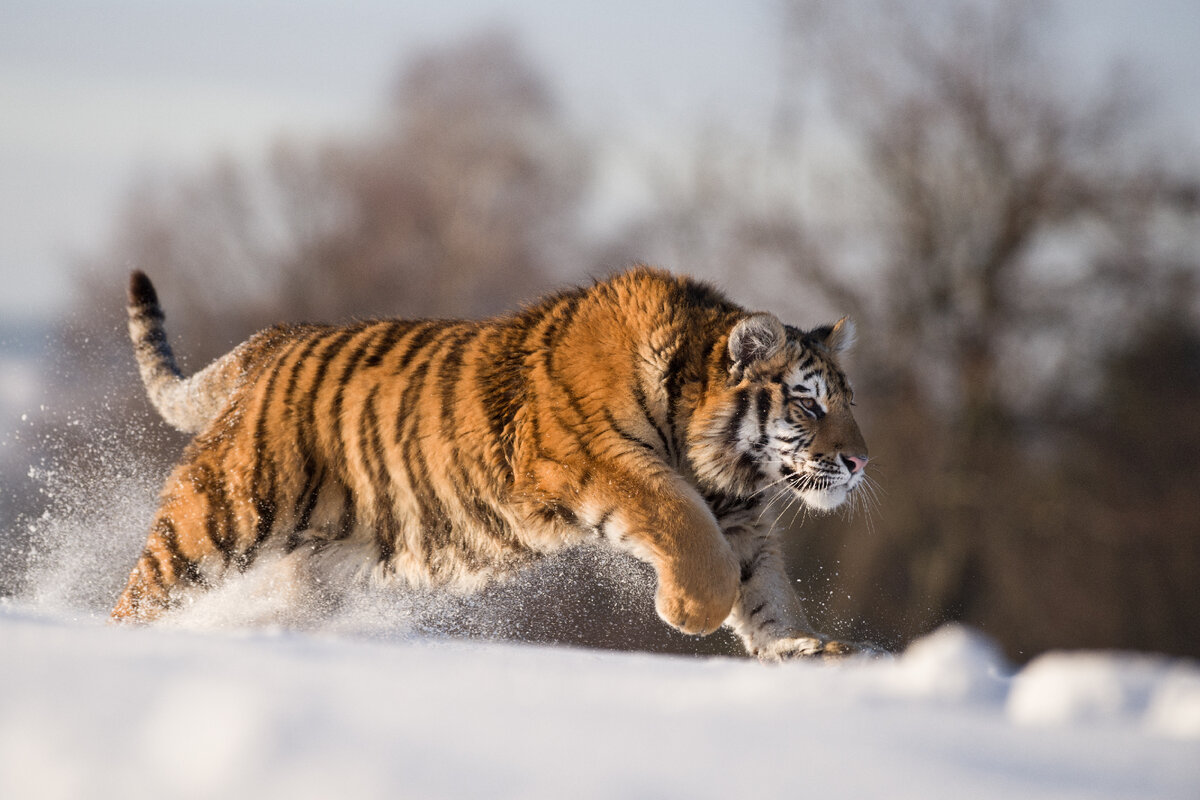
763, 327, 867, 511
692, 312, 868, 512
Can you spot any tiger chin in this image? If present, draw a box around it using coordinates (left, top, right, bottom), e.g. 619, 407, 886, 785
113, 266, 872, 662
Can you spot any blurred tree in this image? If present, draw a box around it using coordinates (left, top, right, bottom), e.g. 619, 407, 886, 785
74, 28, 588, 370
768, 0, 1200, 656
1053, 306, 1200, 655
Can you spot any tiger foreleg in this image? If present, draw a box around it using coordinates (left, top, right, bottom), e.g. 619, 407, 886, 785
722, 529, 863, 662
584, 472, 740, 636
650, 511, 741, 636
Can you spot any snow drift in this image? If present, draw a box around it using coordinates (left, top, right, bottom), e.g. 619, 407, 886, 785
1, 610, 1197, 800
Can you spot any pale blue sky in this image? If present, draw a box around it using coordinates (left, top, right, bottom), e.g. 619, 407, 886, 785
1, 0, 1197, 322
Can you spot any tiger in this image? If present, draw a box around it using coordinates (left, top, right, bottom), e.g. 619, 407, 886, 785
114, 266, 871, 661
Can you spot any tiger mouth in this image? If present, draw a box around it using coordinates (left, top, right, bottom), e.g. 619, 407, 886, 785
779, 469, 856, 512
780, 466, 841, 493
782, 470, 807, 492
779, 465, 857, 502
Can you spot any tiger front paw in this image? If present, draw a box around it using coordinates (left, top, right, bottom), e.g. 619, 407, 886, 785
756, 636, 882, 663
654, 553, 739, 636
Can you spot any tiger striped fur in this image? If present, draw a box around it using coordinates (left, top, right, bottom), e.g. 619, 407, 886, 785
115, 267, 870, 660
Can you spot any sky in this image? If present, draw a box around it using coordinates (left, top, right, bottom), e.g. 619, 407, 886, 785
1, 0, 1198, 323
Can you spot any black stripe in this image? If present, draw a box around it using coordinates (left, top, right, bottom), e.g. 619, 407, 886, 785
435, 327, 526, 551
705, 488, 753, 516
249, 335, 321, 559
360, 386, 397, 568
740, 551, 768, 583
631, 379, 672, 458
280, 330, 329, 417
540, 292, 586, 350
755, 387, 772, 442
724, 387, 751, 446
266, 330, 335, 552
336, 488, 357, 540
663, 344, 689, 459
391, 322, 445, 376
291, 467, 323, 537
195, 463, 236, 564
157, 517, 202, 587
543, 369, 595, 450
604, 408, 657, 453
402, 425, 454, 556
438, 327, 482, 440
303, 328, 362, 431
330, 324, 393, 462
534, 296, 602, 461
288, 327, 360, 525
394, 335, 443, 445
593, 507, 615, 538
477, 306, 557, 475
456, 467, 513, 538
535, 501, 579, 527
697, 334, 726, 399
478, 343, 524, 461
532, 292, 587, 437
523, 379, 548, 455
362, 320, 418, 368
359, 386, 385, 481
735, 452, 760, 482
140, 545, 163, 587
454, 463, 524, 556
389, 334, 457, 559
539, 297, 585, 377
541, 363, 600, 456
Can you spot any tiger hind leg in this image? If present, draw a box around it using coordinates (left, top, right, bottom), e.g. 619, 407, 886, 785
110, 457, 245, 622
111, 512, 208, 622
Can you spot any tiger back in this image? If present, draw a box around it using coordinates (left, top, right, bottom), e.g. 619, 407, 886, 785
114, 267, 871, 660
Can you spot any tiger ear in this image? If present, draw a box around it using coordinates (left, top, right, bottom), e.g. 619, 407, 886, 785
812, 316, 857, 355
728, 313, 785, 377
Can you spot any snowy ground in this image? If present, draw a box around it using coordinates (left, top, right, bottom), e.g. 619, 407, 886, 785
1, 601, 1198, 800
2, 437, 1198, 799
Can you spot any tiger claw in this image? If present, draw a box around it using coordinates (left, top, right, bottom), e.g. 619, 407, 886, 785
818, 638, 890, 661
756, 636, 886, 663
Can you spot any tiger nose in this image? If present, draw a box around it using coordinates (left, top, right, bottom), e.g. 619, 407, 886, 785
841, 454, 868, 474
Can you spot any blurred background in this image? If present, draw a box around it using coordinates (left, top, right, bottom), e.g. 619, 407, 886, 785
2, 0, 1198, 662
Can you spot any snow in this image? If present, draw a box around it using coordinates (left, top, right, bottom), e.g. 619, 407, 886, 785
2, 442, 1198, 799
0, 607, 1196, 800
1009, 650, 1200, 740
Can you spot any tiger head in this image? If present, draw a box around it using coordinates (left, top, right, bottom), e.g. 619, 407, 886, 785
692, 313, 868, 512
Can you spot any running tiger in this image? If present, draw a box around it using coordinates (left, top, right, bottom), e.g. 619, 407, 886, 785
115, 267, 870, 660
